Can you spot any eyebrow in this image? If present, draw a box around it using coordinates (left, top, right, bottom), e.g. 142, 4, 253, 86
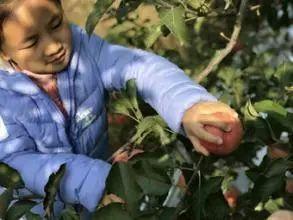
21, 14, 62, 44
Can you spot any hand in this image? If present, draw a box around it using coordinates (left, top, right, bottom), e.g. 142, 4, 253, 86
100, 194, 125, 207
112, 148, 144, 164
182, 101, 239, 156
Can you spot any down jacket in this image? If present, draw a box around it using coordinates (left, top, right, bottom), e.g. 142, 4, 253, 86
0, 23, 217, 216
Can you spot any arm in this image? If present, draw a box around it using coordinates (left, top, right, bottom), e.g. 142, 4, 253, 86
87, 34, 217, 136
0, 113, 111, 212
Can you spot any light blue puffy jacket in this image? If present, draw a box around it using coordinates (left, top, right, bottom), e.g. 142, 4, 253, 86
0, 23, 217, 216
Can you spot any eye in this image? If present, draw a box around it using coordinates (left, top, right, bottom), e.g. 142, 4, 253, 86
25, 38, 38, 49
52, 17, 63, 29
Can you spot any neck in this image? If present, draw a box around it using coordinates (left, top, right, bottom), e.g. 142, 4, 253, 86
22, 70, 56, 82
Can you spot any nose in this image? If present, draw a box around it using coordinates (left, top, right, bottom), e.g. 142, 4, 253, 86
44, 37, 63, 58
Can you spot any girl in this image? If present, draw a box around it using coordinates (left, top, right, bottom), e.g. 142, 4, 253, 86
0, 0, 239, 218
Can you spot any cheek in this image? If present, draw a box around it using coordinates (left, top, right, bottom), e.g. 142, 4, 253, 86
13, 51, 45, 72
15, 52, 39, 66
58, 25, 72, 50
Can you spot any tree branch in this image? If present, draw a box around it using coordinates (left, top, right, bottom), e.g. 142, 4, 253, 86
194, 0, 248, 83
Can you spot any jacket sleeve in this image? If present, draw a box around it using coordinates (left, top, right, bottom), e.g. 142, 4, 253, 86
0, 113, 111, 212
87, 34, 218, 136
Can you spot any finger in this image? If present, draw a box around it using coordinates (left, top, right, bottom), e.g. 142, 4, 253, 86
111, 148, 127, 159
108, 194, 125, 204
215, 107, 239, 120
192, 123, 223, 144
195, 102, 238, 118
199, 114, 231, 132
112, 152, 128, 164
189, 135, 209, 156
101, 195, 112, 206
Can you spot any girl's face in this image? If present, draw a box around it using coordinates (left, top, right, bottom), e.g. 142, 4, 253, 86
0, 0, 72, 74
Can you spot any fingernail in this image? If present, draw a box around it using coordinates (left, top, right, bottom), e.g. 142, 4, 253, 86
217, 138, 223, 144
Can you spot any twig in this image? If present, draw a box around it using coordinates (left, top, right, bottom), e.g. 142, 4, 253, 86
155, 0, 173, 8
250, 4, 261, 11
13, 194, 44, 200
172, 156, 204, 219
194, 0, 248, 83
106, 139, 134, 162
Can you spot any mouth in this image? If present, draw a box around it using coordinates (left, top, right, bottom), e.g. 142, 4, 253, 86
48, 50, 66, 64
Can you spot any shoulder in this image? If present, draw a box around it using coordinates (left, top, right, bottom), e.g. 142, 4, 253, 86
69, 23, 104, 53
0, 71, 15, 102
0, 72, 28, 115
0, 87, 21, 114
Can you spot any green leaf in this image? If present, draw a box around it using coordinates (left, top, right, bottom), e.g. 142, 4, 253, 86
135, 174, 171, 196
43, 163, 66, 219
159, 6, 190, 46
254, 100, 292, 133
59, 206, 79, 220
153, 123, 174, 146
131, 157, 171, 184
243, 100, 271, 142
93, 203, 132, 220
111, 97, 133, 116
245, 170, 259, 182
135, 151, 174, 170
233, 142, 261, 167
244, 100, 259, 119
232, 78, 245, 106
254, 100, 287, 117
106, 163, 142, 216
6, 200, 37, 220
85, 0, 113, 35
204, 193, 230, 220
158, 208, 177, 218
202, 177, 223, 194
187, 0, 205, 10
252, 175, 285, 202
144, 23, 162, 48
132, 116, 172, 145
126, 79, 139, 112
0, 163, 25, 189
265, 159, 289, 178
193, 177, 224, 220
218, 67, 236, 86
110, 79, 143, 120
274, 62, 293, 88
23, 212, 42, 220
0, 188, 13, 218
264, 198, 284, 214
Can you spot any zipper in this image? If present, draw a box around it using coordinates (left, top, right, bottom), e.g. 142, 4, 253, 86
38, 88, 66, 125
21, 72, 67, 126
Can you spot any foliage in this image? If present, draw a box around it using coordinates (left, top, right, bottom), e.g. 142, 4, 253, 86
0, 0, 292, 219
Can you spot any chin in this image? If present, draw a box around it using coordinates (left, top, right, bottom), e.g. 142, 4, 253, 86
53, 62, 69, 72
46, 53, 70, 73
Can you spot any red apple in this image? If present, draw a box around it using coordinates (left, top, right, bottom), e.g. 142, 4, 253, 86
107, 114, 128, 125
223, 185, 240, 208
199, 112, 243, 155
268, 143, 290, 159
286, 179, 293, 194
